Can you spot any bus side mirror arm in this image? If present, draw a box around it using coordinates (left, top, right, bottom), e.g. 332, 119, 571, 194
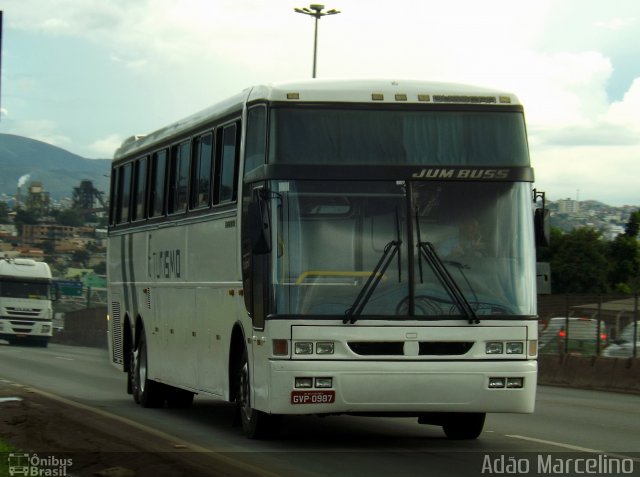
533, 189, 550, 248
248, 190, 272, 255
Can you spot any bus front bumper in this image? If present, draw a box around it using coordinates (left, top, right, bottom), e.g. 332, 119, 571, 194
265, 359, 537, 415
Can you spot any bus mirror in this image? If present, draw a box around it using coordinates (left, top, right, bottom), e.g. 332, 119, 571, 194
534, 208, 550, 247
248, 192, 272, 255
52, 282, 61, 301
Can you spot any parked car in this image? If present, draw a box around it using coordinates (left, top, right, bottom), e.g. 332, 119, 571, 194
603, 321, 640, 358
538, 317, 607, 354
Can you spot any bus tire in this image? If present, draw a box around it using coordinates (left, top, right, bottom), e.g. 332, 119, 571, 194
236, 349, 280, 439
132, 329, 165, 408
442, 412, 486, 440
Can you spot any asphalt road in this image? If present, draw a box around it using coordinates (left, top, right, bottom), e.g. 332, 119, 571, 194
1, 342, 638, 477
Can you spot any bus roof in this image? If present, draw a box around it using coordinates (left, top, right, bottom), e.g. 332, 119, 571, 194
114, 79, 522, 160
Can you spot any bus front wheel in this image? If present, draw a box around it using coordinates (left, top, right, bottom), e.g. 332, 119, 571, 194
132, 329, 165, 408
236, 349, 281, 439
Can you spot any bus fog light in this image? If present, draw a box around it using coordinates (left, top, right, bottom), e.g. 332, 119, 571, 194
506, 377, 524, 388
488, 377, 505, 388
42, 325, 51, 333
295, 377, 313, 388
272, 339, 289, 356
486, 342, 503, 354
316, 342, 334, 354
315, 377, 333, 388
506, 342, 524, 354
295, 342, 313, 354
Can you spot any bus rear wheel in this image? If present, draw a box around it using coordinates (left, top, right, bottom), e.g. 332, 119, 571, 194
132, 329, 165, 408
442, 412, 486, 439
236, 349, 280, 439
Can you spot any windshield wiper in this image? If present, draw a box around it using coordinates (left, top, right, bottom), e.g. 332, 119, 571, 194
344, 209, 402, 324
343, 240, 401, 324
417, 242, 479, 324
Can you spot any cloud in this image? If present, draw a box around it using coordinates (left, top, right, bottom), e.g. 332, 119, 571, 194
5, 118, 73, 150
87, 134, 123, 159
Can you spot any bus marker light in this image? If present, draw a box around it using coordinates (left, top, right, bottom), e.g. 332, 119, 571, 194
314, 377, 333, 388
272, 339, 289, 356
295, 377, 313, 388
316, 342, 334, 354
488, 377, 505, 388
486, 342, 503, 354
287, 92, 300, 100
295, 342, 313, 354
506, 342, 524, 354
506, 378, 524, 388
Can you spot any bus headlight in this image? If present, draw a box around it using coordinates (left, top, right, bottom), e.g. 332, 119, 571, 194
486, 342, 504, 354
506, 342, 524, 354
316, 342, 334, 354
295, 342, 314, 354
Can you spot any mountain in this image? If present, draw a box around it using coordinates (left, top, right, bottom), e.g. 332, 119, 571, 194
0, 134, 111, 201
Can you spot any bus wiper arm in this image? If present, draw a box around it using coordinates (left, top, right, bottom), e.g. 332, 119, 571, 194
344, 239, 401, 324
418, 242, 479, 324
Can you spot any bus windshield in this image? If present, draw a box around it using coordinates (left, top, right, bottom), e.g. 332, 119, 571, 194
0, 279, 52, 300
270, 180, 535, 318
270, 108, 529, 166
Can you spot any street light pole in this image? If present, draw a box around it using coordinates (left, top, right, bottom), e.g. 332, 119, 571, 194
294, 4, 340, 78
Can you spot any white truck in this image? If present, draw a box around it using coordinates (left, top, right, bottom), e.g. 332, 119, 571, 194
0, 257, 57, 347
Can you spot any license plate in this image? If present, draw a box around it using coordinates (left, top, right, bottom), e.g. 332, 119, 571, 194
291, 390, 335, 405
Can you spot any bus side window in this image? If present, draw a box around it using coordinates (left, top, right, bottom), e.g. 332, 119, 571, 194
191, 132, 214, 209
218, 123, 239, 204
109, 165, 120, 226
245, 106, 267, 175
117, 162, 132, 224
149, 149, 168, 218
132, 156, 148, 221
169, 141, 190, 214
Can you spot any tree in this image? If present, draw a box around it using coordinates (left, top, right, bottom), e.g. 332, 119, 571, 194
608, 211, 640, 293
0, 201, 9, 223
624, 211, 640, 238
550, 227, 609, 294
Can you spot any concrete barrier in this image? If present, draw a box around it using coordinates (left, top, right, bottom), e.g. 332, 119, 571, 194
51, 306, 108, 349
538, 354, 640, 394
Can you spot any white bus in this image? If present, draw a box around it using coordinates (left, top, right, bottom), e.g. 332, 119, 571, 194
107, 79, 540, 439
0, 257, 56, 347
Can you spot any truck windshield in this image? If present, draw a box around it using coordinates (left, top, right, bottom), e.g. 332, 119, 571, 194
269, 180, 536, 318
0, 279, 52, 300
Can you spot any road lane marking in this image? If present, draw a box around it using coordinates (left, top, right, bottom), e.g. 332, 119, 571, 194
506, 434, 640, 463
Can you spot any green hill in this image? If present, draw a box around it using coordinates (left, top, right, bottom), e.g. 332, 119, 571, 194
0, 134, 111, 201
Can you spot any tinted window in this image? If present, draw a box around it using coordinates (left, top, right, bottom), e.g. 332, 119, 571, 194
219, 124, 237, 203
149, 150, 168, 218
169, 141, 190, 214
192, 133, 213, 209
245, 106, 267, 175
117, 162, 132, 224
132, 157, 148, 221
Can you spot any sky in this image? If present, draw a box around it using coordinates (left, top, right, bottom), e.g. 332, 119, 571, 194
0, 0, 638, 206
